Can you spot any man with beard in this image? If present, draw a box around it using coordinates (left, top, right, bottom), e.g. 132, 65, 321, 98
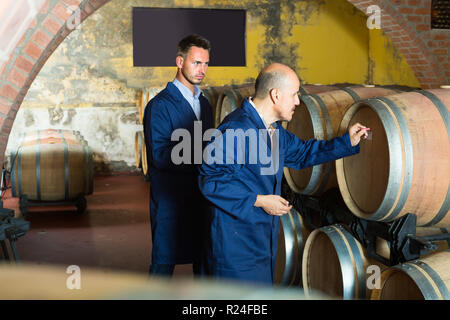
143, 34, 214, 276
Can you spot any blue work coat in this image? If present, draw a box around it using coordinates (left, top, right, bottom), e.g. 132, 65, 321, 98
143, 82, 214, 264
198, 98, 359, 285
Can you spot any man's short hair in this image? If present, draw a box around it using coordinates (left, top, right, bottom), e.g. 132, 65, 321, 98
177, 34, 211, 58
254, 70, 287, 99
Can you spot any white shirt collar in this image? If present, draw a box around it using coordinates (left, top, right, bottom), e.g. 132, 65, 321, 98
173, 77, 201, 100
248, 97, 273, 131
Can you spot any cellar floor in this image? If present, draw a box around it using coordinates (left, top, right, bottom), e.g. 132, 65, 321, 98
1, 173, 193, 277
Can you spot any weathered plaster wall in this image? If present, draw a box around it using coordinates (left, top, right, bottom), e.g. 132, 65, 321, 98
369, 29, 420, 86
5, 0, 421, 173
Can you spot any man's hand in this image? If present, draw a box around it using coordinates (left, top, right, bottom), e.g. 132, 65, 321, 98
349, 122, 370, 146
254, 195, 292, 216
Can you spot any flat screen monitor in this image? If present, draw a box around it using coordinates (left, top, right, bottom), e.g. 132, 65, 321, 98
132, 7, 246, 67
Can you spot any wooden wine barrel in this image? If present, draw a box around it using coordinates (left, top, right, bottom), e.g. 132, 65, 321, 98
216, 82, 352, 126
284, 86, 398, 196
137, 88, 146, 124
274, 208, 311, 287
140, 131, 148, 176
11, 131, 94, 201
134, 131, 142, 169
216, 83, 254, 126
336, 89, 450, 227
371, 250, 450, 300
302, 224, 384, 300
137, 88, 161, 124
201, 85, 229, 127
77, 137, 94, 195
14, 129, 88, 176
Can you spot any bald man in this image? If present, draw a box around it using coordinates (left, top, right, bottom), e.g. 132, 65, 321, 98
198, 63, 369, 285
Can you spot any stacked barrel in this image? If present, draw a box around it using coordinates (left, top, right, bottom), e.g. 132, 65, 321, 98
204, 83, 364, 128
370, 227, 450, 300
301, 224, 449, 300
212, 83, 254, 127
10, 129, 93, 201
201, 85, 230, 127
135, 88, 161, 177
336, 89, 449, 227
283, 86, 399, 196
280, 85, 450, 300
274, 208, 311, 287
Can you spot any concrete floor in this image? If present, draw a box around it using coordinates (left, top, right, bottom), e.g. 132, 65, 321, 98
1, 174, 193, 277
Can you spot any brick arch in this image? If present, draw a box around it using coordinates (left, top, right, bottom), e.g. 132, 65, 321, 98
348, 0, 446, 89
0, 0, 445, 166
0, 0, 111, 166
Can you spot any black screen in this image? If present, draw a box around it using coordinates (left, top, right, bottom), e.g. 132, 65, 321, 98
132, 7, 246, 67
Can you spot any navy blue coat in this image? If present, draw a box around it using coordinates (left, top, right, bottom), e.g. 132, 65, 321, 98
198, 98, 359, 285
143, 82, 214, 265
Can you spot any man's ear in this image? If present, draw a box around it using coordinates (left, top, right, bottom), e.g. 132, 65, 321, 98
269, 88, 279, 103
175, 55, 184, 69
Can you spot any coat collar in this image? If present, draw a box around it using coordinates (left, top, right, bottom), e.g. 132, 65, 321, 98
241, 98, 268, 132
241, 98, 281, 183
165, 82, 185, 102
165, 81, 210, 122
241, 98, 280, 132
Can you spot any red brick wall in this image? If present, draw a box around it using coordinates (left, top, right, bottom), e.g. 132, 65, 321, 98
0, 0, 109, 165
0, 0, 448, 166
389, 0, 449, 84
349, 0, 449, 88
